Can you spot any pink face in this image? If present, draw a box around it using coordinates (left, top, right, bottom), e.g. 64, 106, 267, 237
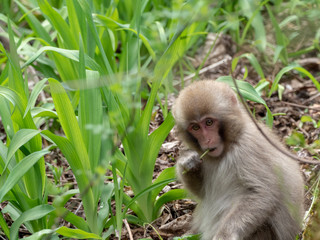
187, 117, 224, 157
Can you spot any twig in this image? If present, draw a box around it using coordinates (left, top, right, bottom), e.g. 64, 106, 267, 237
123, 219, 134, 240
183, 56, 232, 82
281, 101, 320, 111
301, 92, 320, 105
74, 201, 82, 215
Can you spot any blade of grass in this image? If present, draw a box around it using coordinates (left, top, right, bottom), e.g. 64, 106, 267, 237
266, 4, 288, 64
48, 78, 90, 168
10, 204, 55, 240
153, 189, 187, 219
56, 226, 102, 239
269, 65, 320, 97
37, 0, 77, 49
48, 78, 99, 232
77, 0, 114, 75
4, 129, 41, 173
150, 166, 176, 202
239, 0, 268, 51
0, 211, 10, 239
216, 76, 266, 105
0, 147, 50, 202
22, 46, 103, 73
23, 78, 48, 118
238, 53, 265, 80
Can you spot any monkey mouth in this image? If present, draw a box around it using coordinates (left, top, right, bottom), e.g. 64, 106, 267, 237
208, 147, 217, 152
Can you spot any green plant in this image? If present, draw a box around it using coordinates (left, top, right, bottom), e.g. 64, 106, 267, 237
0, 22, 52, 240
286, 116, 320, 156
111, 0, 211, 226
0, 0, 215, 238
268, 64, 320, 97
229, 57, 274, 126
47, 160, 64, 185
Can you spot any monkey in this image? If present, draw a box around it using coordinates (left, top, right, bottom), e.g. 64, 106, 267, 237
172, 80, 304, 240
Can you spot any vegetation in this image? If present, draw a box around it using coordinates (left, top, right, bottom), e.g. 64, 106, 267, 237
0, 0, 319, 239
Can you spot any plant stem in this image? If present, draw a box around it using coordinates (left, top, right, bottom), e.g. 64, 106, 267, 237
200, 149, 210, 159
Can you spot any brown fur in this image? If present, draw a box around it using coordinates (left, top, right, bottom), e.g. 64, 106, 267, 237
172, 80, 304, 240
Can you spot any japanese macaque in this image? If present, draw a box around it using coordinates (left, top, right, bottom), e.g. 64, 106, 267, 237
172, 80, 304, 240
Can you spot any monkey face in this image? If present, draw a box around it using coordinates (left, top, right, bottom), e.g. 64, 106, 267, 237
187, 116, 224, 157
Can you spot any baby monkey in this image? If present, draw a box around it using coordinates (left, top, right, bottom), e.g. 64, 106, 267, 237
172, 80, 304, 240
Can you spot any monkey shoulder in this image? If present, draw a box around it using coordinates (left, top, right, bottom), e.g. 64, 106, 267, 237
231, 130, 302, 199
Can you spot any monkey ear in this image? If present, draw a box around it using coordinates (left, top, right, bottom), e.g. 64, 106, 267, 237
231, 94, 238, 105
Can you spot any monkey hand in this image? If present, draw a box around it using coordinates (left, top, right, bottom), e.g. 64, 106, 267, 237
178, 151, 202, 174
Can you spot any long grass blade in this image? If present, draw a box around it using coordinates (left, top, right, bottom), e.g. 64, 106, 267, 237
10, 204, 55, 240
0, 148, 50, 202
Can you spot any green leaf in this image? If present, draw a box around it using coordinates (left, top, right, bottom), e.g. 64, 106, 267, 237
4, 129, 41, 173
62, 209, 91, 232
22, 46, 103, 73
140, 113, 175, 181
41, 130, 84, 178
286, 131, 305, 147
48, 78, 90, 169
31, 107, 58, 119
10, 204, 55, 240
301, 116, 314, 123
239, 53, 265, 79
151, 167, 176, 202
41, 130, 97, 233
239, 0, 267, 51
216, 76, 266, 104
0, 95, 15, 139
265, 106, 274, 128
0, 86, 24, 111
52, 189, 79, 208
37, 0, 77, 49
77, 0, 113, 74
273, 45, 284, 64
255, 80, 270, 94
15, 1, 53, 44
56, 226, 102, 239
173, 234, 201, 240
122, 178, 176, 219
122, 28, 156, 60
79, 70, 102, 171
21, 229, 55, 240
0, 211, 10, 239
153, 189, 188, 219
0, 147, 50, 202
24, 78, 48, 118
266, 4, 288, 64
269, 65, 320, 97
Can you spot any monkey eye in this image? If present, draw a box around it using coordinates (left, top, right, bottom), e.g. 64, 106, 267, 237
205, 118, 214, 126
191, 124, 200, 131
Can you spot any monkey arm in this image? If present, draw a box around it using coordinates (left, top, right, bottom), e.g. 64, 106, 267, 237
176, 150, 204, 198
